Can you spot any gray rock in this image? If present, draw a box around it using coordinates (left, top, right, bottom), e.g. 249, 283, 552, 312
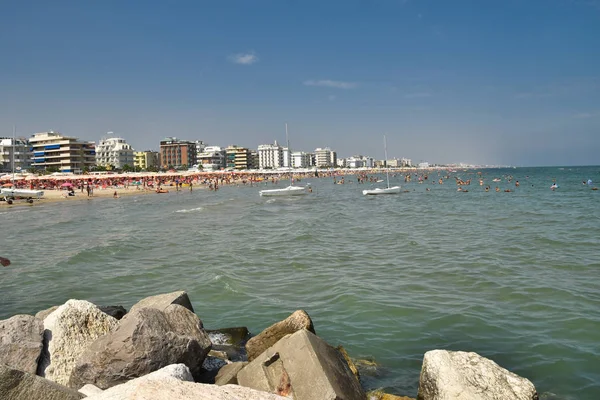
78, 384, 103, 396
215, 361, 248, 385
417, 350, 539, 400
128, 290, 194, 314
85, 380, 287, 400
97, 305, 127, 320
0, 314, 44, 373
238, 329, 365, 400
35, 306, 59, 321
69, 304, 211, 389
0, 364, 83, 400
245, 310, 315, 361
39, 300, 119, 386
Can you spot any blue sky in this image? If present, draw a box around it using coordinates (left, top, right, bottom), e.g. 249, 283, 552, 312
1, 0, 599, 166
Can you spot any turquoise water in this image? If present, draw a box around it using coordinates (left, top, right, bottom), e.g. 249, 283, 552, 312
1, 166, 599, 399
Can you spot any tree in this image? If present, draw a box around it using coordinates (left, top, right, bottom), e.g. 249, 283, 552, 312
122, 164, 133, 172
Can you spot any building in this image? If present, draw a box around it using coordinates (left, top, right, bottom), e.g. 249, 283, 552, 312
401, 158, 412, 167
197, 146, 225, 171
95, 135, 135, 169
258, 141, 283, 169
314, 147, 336, 168
134, 151, 160, 171
29, 131, 95, 173
193, 140, 205, 165
159, 137, 197, 169
291, 151, 311, 169
225, 145, 254, 170
0, 137, 30, 173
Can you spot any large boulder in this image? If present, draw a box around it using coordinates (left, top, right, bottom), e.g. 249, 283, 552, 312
39, 300, 119, 385
417, 350, 538, 400
0, 364, 83, 400
69, 304, 211, 389
215, 361, 248, 385
86, 380, 287, 400
128, 290, 194, 314
0, 314, 44, 373
245, 310, 315, 361
238, 329, 365, 400
35, 306, 59, 321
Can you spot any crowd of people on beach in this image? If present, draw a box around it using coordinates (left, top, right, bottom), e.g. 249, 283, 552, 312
2, 168, 597, 201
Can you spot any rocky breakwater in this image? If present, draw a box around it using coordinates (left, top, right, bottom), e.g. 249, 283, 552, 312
0, 290, 539, 400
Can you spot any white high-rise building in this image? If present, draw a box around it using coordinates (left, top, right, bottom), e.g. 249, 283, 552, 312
314, 147, 336, 168
0, 137, 30, 173
258, 141, 283, 169
197, 146, 225, 171
292, 151, 311, 168
95, 135, 135, 169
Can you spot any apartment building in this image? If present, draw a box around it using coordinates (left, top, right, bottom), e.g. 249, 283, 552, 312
29, 131, 95, 173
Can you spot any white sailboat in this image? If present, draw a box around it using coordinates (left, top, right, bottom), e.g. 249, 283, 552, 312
0, 126, 44, 204
259, 124, 307, 197
362, 135, 401, 195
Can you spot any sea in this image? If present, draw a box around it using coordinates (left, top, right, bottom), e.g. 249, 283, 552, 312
1, 166, 599, 399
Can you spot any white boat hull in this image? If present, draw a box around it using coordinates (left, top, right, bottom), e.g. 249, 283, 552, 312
259, 185, 306, 197
1, 188, 45, 198
362, 186, 401, 195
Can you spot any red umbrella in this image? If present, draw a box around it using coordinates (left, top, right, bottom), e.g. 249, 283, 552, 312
2, 182, 14, 187
60, 182, 74, 188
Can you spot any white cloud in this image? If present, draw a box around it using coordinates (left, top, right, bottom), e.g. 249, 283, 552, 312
228, 52, 259, 65
573, 112, 597, 119
303, 79, 358, 89
404, 92, 432, 98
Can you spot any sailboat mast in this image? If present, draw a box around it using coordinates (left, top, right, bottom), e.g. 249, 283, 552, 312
285, 123, 292, 184
384, 135, 390, 189
12, 125, 16, 182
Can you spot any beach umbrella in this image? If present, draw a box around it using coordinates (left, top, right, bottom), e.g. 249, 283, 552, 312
2, 182, 14, 187
60, 182, 74, 188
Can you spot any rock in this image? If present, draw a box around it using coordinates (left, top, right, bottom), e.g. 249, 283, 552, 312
0, 314, 44, 373
35, 306, 59, 321
85, 380, 287, 400
128, 290, 194, 314
207, 327, 250, 346
69, 304, 211, 389
208, 326, 251, 362
39, 300, 119, 386
417, 350, 539, 400
83, 364, 285, 400
97, 305, 127, 320
337, 345, 360, 379
238, 329, 365, 400
367, 390, 415, 400
245, 310, 315, 361
0, 364, 83, 400
215, 361, 248, 385
78, 384, 103, 396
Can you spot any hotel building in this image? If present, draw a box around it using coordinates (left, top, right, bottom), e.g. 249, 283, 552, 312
0, 137, 30, 173
95, 136, 135, 169
29, 131, 95, 173
159, 137, 197, 169
258, 141, 283, 169
134, 151, 160, 171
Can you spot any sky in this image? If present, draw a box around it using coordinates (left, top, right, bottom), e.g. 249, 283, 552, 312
1, 0, 599, 167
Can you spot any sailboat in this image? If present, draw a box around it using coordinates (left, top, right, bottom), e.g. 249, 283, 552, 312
259, 124, 307, 197
0, 126, 44, 204
362, 135, 401, 195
